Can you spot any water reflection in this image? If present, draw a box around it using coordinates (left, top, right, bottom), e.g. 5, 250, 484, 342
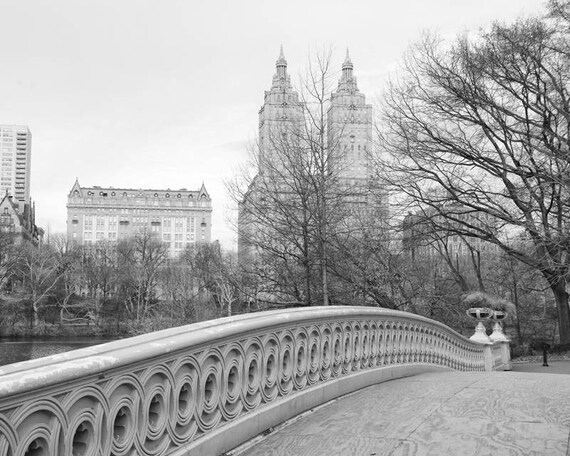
0, 338, 115, 367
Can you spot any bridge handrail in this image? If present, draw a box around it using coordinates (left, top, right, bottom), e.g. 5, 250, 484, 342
0, 306, 508, 456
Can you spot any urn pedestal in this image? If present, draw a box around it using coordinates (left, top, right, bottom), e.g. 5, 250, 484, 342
489, 310, 509, 342
466, 307, 493, 344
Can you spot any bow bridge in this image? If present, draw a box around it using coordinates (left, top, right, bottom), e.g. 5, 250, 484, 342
0, 307, 510, 456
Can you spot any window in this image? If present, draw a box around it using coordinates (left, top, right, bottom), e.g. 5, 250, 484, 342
108, 217, 117, 231
175, 218, 183, 233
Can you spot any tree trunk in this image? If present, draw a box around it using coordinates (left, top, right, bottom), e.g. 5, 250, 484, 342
302, 220, 311, 306
31, 289, 39, 329
321, 254, 329, 306
510, 274, 523, 345
549, 278, 570, 345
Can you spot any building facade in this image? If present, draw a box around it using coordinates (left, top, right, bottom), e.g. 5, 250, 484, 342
327, 50, 373, 181
257, 46, 304, 175
67, 180, 212, 257
0, 125, 32, 208
0, 192, 43, 245
238, 48, 386, 266
402, 205, 500, 263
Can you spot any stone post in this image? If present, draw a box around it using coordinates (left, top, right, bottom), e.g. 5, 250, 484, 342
482, 344, 493, 371
500, 341, 511, 371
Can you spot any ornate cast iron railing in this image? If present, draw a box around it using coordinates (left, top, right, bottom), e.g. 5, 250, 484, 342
0, 306, 509, 456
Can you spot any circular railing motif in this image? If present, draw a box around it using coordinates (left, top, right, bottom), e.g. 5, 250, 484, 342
0, 307, 502, 456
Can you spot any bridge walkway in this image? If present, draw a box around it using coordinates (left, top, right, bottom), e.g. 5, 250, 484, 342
230, 369, 570, 456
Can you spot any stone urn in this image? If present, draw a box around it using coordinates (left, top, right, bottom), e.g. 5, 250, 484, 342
489, 310, 509, 342
466, 307, 493, 343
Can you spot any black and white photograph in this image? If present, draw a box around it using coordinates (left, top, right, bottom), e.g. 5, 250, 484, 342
0, 0, 569, 455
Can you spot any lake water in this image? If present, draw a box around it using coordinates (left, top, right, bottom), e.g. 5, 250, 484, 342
0, 338, 116, 367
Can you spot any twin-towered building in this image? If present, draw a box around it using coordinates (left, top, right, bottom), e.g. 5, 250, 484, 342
256, 47, 372, 181
66, 180, 212, 257
238, 47, 383, 263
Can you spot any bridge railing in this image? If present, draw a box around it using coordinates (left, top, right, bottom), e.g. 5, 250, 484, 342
0, 306, 509, 456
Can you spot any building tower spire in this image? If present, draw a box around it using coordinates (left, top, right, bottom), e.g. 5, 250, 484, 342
336, 48, 358, 93
271, 45, 291, 89
276, 45, 287, 79
342, 48, 354, 82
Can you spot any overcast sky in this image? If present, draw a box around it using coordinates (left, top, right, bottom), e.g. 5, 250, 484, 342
2, 0, 546, 249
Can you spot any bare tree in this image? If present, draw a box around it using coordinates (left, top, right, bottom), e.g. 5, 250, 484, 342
231, 48, 376, 308
117, 230, 169, 322
14, 243, 65, 328
47, 233, 88, 324
379, 9, 570, 343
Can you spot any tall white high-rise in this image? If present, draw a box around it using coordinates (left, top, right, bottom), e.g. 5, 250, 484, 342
0, 125, 32, 207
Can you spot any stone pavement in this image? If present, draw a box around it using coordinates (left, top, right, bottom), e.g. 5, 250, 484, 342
230, 370, 570, 456
511, 360, 570, 375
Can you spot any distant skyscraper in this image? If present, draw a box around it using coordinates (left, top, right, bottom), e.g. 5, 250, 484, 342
238, 48, 387, 265
327, 50, 373, 181
0, 125, 31, 207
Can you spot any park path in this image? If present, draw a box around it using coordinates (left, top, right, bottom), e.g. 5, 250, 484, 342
230, 369, 570, 456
